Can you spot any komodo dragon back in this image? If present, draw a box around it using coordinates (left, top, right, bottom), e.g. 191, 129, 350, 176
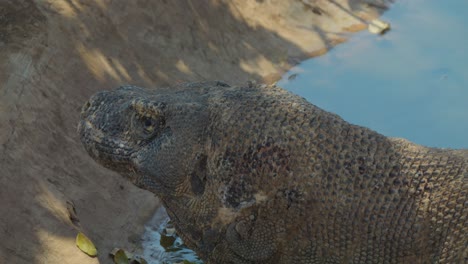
79, 81, 467, 263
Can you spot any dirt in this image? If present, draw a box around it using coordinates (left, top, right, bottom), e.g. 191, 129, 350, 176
0, 0, 389, 263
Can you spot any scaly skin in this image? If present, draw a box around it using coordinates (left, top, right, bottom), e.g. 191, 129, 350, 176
78, 81, 467, 263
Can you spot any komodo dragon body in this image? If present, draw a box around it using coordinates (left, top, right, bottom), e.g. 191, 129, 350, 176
79, 81, 467, 263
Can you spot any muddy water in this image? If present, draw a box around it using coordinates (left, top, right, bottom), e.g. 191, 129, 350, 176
140, 1, 468, 263
279, 0, 468, 149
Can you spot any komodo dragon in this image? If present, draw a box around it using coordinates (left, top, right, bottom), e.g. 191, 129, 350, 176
78, 81, 467, 263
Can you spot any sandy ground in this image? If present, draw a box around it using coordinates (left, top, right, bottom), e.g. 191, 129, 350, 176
0, 0, 390, 263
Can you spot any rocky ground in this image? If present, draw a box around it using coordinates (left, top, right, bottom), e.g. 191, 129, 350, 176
0, 0, 389, 263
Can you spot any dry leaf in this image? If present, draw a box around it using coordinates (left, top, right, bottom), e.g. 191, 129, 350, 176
113, 249, 129, 264
136, 257, 148, 264
76, 232, 98, 257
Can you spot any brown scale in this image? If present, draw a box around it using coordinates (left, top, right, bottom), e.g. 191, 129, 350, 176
80, 81, 467, 263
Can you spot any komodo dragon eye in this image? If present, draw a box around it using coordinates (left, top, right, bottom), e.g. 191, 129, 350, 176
139, 115, 165, 135
142, 116, 163, 133
142, 116, 154, 129
130, 100, 166, 138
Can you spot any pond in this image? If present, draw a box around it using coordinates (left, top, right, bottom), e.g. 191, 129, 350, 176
279, 0, 468, 149
141, 0, 468, 262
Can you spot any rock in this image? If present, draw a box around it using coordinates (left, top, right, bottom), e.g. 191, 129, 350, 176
368, 19, 391, 34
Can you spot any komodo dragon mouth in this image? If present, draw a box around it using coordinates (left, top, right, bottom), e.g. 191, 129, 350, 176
79, 119, 136, 169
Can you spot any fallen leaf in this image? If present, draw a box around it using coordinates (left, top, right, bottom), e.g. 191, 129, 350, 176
113, 249, 129, 264
138, 257, 148, 264
130, 256, 148, 264
76, 232, 98, 257
110, 248, 133, 258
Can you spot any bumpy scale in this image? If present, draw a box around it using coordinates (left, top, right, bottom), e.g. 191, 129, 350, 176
79, 81, 467, 263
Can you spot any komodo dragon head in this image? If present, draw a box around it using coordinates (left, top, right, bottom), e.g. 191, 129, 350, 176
78, 83, 215, 196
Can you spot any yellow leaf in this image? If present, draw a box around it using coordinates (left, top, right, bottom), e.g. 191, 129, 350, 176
76, 232, 98, 257
131, 256, 148, 264
138, 257, 148, 264
113, 249, 129, 264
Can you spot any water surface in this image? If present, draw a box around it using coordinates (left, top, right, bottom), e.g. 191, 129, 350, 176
279, 0, 468, 149
141, 207, 203, 263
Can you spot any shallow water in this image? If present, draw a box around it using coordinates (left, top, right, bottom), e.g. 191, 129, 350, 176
141, 207, 203, 264
279, 0, 468, 149
141, 1, 467, 262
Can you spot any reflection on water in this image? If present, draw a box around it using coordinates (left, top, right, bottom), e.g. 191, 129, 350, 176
279, 0, 468, 149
